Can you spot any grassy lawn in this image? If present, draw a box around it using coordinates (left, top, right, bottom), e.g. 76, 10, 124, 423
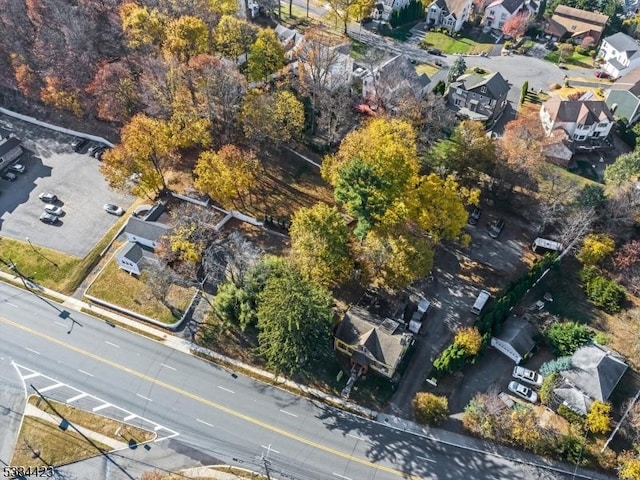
350, 38, 369, 60
86, 260, 195, 323
11, 416, 111, 467
551, 84, 605, 101
28, 396, 155, 444
0, 212, 130, 295
544, 50, 593, 69
422, 32, 493, 55
416, 63, 441, 77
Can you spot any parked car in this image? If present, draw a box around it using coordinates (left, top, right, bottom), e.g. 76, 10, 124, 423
595, 70, 611, 79
2, 172, 17, 181
427, 48, 442, 56
468, 207, 482, 225
512, 366, 543, 387
508, 381, 538, 403
71, 138, 88, 152
103, 203, 124, 216
9, 163, 25, 174
88, 144, 105, 157
39, 192, 58, 203
44, 204, 63, 216
39, 212, 58, 224
488, 218, 506, 238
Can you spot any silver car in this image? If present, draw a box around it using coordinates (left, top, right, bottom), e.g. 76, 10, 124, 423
508, 381, 538, 403
44, 204, 63, 216
512, 366, 543, 387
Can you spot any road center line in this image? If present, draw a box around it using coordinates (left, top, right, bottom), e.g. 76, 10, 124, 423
417, 455, 437, 463
279, 409, 298, 418
332, 474, 352, 480
104, 341, 120, 348
160, 363, 176, 371
218, 386, 234, 394
78, 369, 94, 377
0, 315, 421, 480
196, 418, 214, 427
24, 347, 40, 355
136, 393, 153, 402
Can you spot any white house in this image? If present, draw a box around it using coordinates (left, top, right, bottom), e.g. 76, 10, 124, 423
426, 0, 472, 33
481, 0, 538, 32
539, 98, 614, 143
373, 0, 412, 21
490, 318, 537, 364
598, 32, 640, 80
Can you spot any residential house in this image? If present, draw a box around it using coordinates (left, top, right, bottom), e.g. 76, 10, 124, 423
426, 0, 473, 33
553, 344, 628, 415
361, 54, 430, 108
117, 204, 171, 275
0, 137, 23, 171
334, 305, 414, 380
372, 0, 412, 21
291, 30, 354, 89
598, 32, 640, 80
605, 67, 640, 124
490, 317, 537, 364
481, 0, 538, 33
274, 24, 303, 56
539, 98, 615, 152
447, 71, 510, 123
544, 5, 608, 45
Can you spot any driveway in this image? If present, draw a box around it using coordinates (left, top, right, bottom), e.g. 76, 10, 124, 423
0, 114, 133, 257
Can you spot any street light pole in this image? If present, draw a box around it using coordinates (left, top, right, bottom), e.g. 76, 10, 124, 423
25, 237, 58, 268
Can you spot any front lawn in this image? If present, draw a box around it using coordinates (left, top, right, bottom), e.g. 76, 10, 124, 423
416, 63, 441, 77
544, 50, 593, 69
421, 31, 493, 54
86, 260, 195, 324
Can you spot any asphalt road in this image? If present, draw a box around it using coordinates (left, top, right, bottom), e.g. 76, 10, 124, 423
0, 281, 602, 480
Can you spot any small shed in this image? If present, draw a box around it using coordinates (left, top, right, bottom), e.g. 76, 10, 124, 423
491, 318, 537, 364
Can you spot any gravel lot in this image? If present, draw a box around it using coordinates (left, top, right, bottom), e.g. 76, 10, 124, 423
0, 113, 132, 257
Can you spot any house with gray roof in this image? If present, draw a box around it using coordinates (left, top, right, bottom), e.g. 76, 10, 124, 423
481, 0, 538, 33
598, 32, 640, 80
490, 317, 537, 364
553, 344, 627, 415
334, 305, 414, 379
362, 54, 430, 109
605, 67, 640, 125
447, 71, 510, 124
426, 0, 473, 32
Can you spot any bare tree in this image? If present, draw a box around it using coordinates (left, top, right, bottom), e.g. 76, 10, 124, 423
603, 182, 640, 237
316, 83, 354, 144
202, 231, 263, 287
556, 206, 595, 248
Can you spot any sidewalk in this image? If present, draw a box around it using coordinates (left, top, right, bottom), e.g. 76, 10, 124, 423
0, 271, 615, 479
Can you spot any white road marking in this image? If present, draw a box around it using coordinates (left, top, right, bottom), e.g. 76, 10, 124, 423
78, 369, 94, 377
417, 455, 437, 463
261, 445, 280, 454
55, 321, 66, 327
332, 474, 352, 480
196, 418, 214, 427
104, 341, 120, 348
348, 433, 367, 442
123, 414, 137, 422
92, 403, 111, 412
160, 363, 176, 371
38, 383, 63, 393
218, 386, 234, 394
4, 301, 18, 308
24, 348, 40, 355
67, 393, 88, 403
279, 409, 298, 418
136, 393, 152, 402
22, 373, 40, 380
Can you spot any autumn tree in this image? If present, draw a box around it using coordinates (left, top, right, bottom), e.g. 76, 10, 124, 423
166, 88, 213, 149
499, 112, 545, 172
257, 264, 334, 375
240, 89, 305, 145
86, 61, 139, 123
194, 145, 260, 208
501, 12, 530, 38
413, 393, 448, 425
558, 43, 575, 62
326, 0, 374, 34
214, 15, 257, 61
289, 203, 353, 287
119, 4, 166, 49
101, 114, 174, 197
247, 28, 286, 82
577, 233, 615, 266
585, 401, 612, 435
509, 407, 541, 448
618, 452, 640, 480
604, 150, 640, 186
395, 94, 458, 153
40, 77, 83, 116
454, 326, 483, 355
163, 15, 210, 62
614, 240, 640, 271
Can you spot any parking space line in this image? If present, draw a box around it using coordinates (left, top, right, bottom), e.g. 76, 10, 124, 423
38, 383, 63, 393
332, 474, 352, 480
347, 433, 367, 442
160, 363, 176, 371
92, 403, 111, 412
22, 373, 40, 380
78, 369, 94, 377
123, 414, 137, 422
417, 455, 436, 463
67, 393, 88, 403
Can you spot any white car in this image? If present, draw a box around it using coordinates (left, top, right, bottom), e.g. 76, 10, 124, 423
512, 366, 543, 386
44, 204, 63, 216
104, 203, 124, 216
508, 381, 538, 403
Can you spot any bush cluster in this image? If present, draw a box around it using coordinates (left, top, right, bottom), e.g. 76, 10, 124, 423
413, 392, 448, 425
580, 267, 625, 313
545, 321, 594, 356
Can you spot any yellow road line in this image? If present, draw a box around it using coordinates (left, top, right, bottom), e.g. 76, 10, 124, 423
1, 315, 422, 479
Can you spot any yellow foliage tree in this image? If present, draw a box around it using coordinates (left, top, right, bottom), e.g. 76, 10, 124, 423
169, 224, 202, 263
194, 145, 259, 208
163, 16, 210, 62
412, 392, 448, 425
619, 452, 640, 480
247, 28, 286, 82
577, 233, 616, 266
509, 407, 541, 448
40, 77, 83, 116
586, 400, 612, 435
168, 87, 212, 149
454, 326, 483, 355
119, 4, 166, 49
289, 203, 353, 287
240, 89, 305, 145
214, 15, 256, 60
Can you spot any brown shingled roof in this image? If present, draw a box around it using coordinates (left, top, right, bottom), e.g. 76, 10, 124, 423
542, 98, 614, 125
546, 5, 608, 41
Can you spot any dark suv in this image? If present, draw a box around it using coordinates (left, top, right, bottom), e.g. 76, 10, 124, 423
488, 218, 506, 238
468, 207, 482, 225
71, 138, 88, 152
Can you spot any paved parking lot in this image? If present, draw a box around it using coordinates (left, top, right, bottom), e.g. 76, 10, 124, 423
0, 114, 133, 257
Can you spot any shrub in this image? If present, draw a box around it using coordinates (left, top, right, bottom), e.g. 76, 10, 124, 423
585, 401, 611, 435
454, 326, 483, 355
413, 392, 449, 425
580, 267, 626, 313
594, 332, 610, 345
539, 373, 559, 405
618, 452, 640, 480
545, 321, 594, 356
575, 45, 588, 55
554, 432, 587, 464
539, 356, 573, 376
504, 41, 513, 49
577, 233, 615, 266
550, 83, 561, 90
433, 343, 467, 376
433, 79, 446, 95
520, 81, 528, 105
558, 404, 585, 426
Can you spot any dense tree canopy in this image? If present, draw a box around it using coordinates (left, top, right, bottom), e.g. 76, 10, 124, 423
240, 89, 305, 145
604, 150, 640, 186
247, 28, 285, 82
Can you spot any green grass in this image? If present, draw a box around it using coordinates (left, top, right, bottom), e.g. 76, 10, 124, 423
416, 63, 441, 77
350, 38, 369, 60
544, 50, 593, 69
421, 31, 492, 55
87, 261, 195, 324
